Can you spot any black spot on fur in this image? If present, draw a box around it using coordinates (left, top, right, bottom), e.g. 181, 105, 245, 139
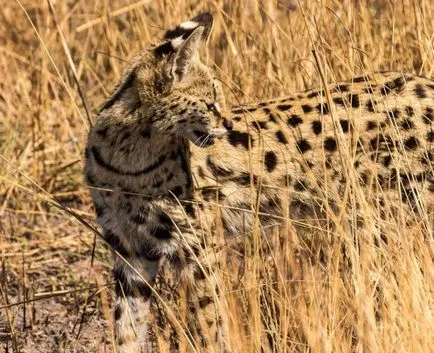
360, 173, 369, 185
405, 106, 414, 117
170, 186, 183, 197
369, 135, 392, 150
119, 131, 131, 144
114, 305, 122, 321
380, 85, 390, 95
141, 129, 151, 138
114, 265, 152, 298
333, 97, 345, 106
381, 76, 406, 96
139, 243, 162, 262
353, 75, 370, 83
334, 84, 349, 92
228, 130, 252, 149
197, 166, 205, 179
201, 187, 225, 201
170, 150, 178, 160
296, 139, 312, 153
401, 119, 414, 130
306, 91, 317, 98
207, 156, 234, 177
422, 107, 433, 124
349, 93, 360, 108
316, 103, 329, 114
275, 130, 288, 144
283, 174, 292, 187
302, 104, 313, 114
404, 136, 419, 150
421, 151, 433, 165
183, 203, 196, 218
232, 172, 257, 186
366, 121, 377, 130
382, 155, 392, 167
131, 206, 148, 224
94, 203, 105, 218
294, 179, 309, 191
251, 121, 268, 130
232, 116, 242, 122
391, 76, 406, 90
312, 120, 322, 135
365, 87, 374, 94
264, 151, 277, 172
194, 267, 207, 280
324, 137, 337, 152
96, 126, 109, 137
414, 84, 427, 98
268, 113, 278, 123
152, 226, 172, 240
366, 100, 375, 112
339, 120, 350, 132
277, 104, 293, 111
287, 115, 303, 127
427, 131, 434, 143
152, 179, 164, 188
104, 230, 128, 257
166, 172, 174, 182
389, 108, 401, 119
168, 102, 179, 110
199, 296, 214, 308
179, 151, 192, 187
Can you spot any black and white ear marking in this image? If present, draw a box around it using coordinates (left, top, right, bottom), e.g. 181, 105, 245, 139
171, 26, 204, 82
153, 13, 213, 58
164, 12, 213, 42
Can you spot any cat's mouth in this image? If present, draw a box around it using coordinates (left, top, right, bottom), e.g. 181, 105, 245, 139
182, 127, 227, 148
192, 130, 214, 147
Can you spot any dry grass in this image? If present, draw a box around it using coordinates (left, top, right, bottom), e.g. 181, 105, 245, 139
0, 0, 433, 352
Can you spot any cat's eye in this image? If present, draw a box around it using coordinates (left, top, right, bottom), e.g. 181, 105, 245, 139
207, 102, 221, 117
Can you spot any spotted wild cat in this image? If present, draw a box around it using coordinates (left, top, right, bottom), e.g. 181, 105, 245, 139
84, 12, 433, 353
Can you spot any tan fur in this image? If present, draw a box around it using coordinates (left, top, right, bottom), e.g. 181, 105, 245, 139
84, 12, 433, 353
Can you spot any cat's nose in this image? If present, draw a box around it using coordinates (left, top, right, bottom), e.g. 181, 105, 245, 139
222, 117, 233, 131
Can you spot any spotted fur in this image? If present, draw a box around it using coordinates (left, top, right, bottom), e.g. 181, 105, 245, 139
84, 12, 433, 353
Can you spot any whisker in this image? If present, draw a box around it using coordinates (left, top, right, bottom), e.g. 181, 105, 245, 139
194, 135, 204, 145
200, 134, 211, 148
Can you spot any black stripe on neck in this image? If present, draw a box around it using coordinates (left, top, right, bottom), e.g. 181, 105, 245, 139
91, 146, 165, 176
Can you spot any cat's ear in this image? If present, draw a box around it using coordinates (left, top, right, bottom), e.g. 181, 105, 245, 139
153, 12, 214, 58
170, 26, 204, 82
152, 13, 214, 83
